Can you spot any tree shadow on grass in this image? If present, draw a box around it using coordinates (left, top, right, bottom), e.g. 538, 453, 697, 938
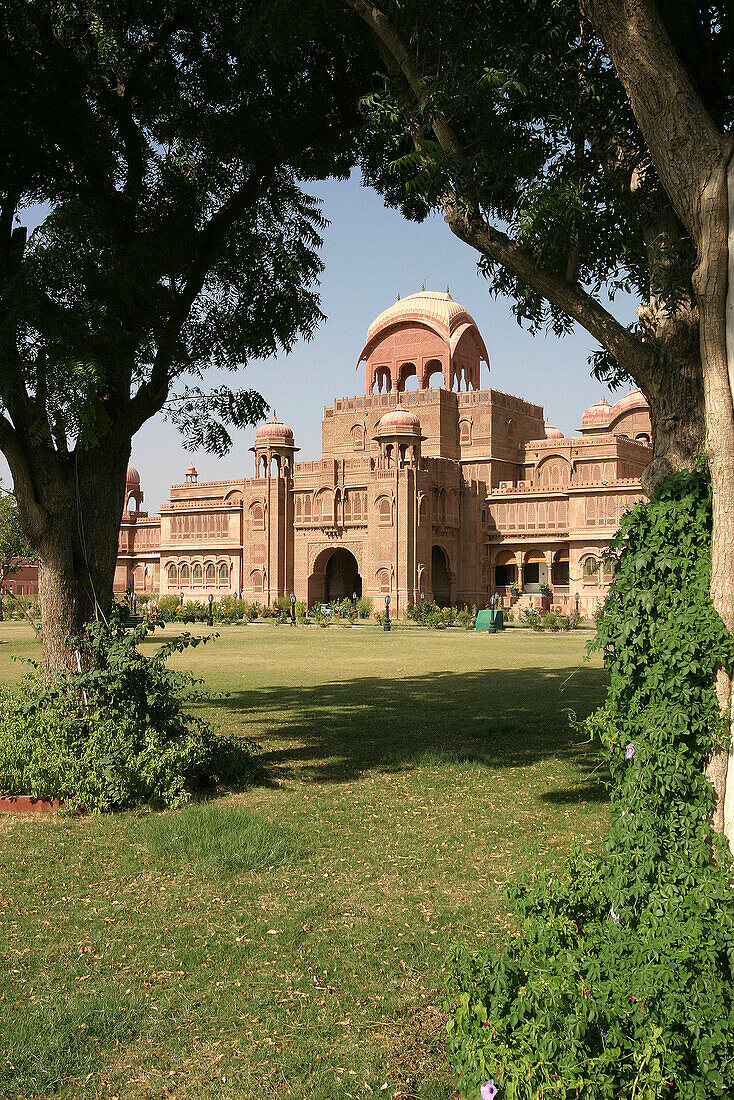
202, 663, 610, 803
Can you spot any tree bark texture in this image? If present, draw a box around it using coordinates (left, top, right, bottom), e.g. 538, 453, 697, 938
640, 310, 704, 493
8, 440, 130, 670
696, 160, 734, 839
581, 0, 734, 843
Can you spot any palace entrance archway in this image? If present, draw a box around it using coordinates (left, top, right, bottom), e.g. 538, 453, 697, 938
308, 548, 362, 606
431, 545, 451, 606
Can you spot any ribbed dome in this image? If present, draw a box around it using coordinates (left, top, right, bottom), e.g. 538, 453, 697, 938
366, 290, 474, 344
544, 423, 564, 440
186, 464, 197, 475
376, 406, 422, 435
582, 398, 612, 426
610, 387, 648, 415
255, 413, 294, 446
126, 465, 140, 486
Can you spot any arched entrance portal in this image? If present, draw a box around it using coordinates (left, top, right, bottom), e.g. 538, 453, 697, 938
308, 548, 362, 606
431, 545, 451, 606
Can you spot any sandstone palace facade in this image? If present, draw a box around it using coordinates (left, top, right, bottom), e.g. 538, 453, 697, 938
116, 290, 652, 615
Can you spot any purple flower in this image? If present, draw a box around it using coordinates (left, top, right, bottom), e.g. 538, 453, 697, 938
610, 904, 620, 923
480, 1081, 498, 1100
625, 743, 635, 759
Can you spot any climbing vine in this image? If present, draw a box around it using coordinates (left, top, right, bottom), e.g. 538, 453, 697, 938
447, 470, 734, 1099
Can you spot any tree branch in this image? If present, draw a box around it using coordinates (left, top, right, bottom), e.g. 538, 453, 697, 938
580, 0, 732, 243
343, 0, 653, 383
443, 201, 652, 381
125, 160, 276, 433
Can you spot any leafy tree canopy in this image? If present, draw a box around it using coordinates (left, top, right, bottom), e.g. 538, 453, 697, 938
0, 0, 369, 465
346, 0, 732, 385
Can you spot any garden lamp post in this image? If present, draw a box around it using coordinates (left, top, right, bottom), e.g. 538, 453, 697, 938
384, 593, 391, 632
179, 590, 184, 607
352, 590, 357, 616
290, 592, 296, 625
575, 591, 580, 615
488, 592, 497, 633
207, 592, 214, 626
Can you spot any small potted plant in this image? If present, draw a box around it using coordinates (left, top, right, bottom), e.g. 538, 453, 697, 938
509, 580, 521, 603
539, 581, 552, 609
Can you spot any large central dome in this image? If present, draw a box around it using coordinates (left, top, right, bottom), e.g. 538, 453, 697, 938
364, 290, 477, 344
357, 289, 489, 394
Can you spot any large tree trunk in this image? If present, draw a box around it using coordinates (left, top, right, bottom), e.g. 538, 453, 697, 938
641, 309, 704, 494
580, 0, 734, 844
12, 441, 130, 670
695, 159, 734, 839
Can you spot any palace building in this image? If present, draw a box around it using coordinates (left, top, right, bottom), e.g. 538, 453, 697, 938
115, 290, 652, 615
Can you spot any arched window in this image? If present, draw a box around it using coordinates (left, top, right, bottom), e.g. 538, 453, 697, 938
192, 563, 203, 587
582, 556, 599, 584
352, 425, 364, 450
179, 562, 190, 585
251, 569, 264, 593
377, 569, 390, 593
205, 563, 216, 587
317, 490, 333, 522
167, 563, 178, 586
304, 494, 312, 521
459, 419, 472, 445
378, 497, 392, 526
251, 503, 265, 531
343, 493, 352, 522
218, 562, 229, 587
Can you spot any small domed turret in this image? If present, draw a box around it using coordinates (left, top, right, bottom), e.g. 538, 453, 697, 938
544, 422, 564, 440
376, 406, 422, 436
255, 413, 294, 446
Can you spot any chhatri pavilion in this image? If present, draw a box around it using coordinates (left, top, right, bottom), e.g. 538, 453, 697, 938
116, 290, 652, 615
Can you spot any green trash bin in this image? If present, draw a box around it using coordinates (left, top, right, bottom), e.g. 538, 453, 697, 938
493, 608, 504, 631
475, 609, 494, 632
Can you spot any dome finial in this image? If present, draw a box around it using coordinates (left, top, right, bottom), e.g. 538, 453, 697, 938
446, 285, 451, 296
421, 281, 425, 291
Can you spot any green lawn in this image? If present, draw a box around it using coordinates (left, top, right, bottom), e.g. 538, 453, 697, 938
0, 622, 609, 1100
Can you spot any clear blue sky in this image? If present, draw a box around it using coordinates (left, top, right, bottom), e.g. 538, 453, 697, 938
1, 172, 636, 513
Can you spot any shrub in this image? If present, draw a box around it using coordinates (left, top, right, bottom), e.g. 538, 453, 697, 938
456, 605, 476, 629
446, 470, 734, 1100
0, 613, 256, 812
5, 593, 40, 621
541, 610, 561, 631
356, 596, 372, 619
156, 595, 180, 621
518, 607, 542, 630
214, 595, 249, 624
